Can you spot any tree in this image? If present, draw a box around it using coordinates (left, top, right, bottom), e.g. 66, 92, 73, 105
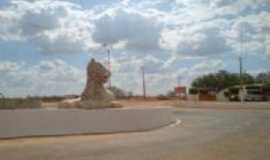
127, 91, 133, 98
263, 81, 270, 96
0, 92, 4, 99
166, 90, 176, 97
256, 72, 270, 83
240, 73, 255, 84
191, 70, 254, 91
108, 86, 127, 99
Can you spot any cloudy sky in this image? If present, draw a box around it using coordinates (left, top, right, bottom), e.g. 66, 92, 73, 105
0, 0, 269, 97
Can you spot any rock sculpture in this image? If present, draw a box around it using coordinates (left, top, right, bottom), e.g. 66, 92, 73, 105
59, 59, 115, 109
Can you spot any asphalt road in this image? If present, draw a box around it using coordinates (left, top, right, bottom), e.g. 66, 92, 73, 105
1, 107, 270, 160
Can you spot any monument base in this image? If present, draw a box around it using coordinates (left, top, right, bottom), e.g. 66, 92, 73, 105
58, 99, 122, 109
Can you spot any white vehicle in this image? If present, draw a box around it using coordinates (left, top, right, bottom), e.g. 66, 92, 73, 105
244, 85, 266, 101
221, 84, 266, 102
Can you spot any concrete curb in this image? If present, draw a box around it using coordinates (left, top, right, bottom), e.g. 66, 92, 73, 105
0, 107, 174, 139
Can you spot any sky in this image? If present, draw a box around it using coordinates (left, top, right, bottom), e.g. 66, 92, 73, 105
0, 0, 269, 97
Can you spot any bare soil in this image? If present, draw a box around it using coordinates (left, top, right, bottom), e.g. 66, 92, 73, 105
41, 99, 177, 109
42, 99, 270, 110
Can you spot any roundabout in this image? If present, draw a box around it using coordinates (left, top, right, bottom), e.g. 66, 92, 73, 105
0, 107, 175, 139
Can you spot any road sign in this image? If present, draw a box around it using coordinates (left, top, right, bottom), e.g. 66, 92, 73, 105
175, 86, 186, 94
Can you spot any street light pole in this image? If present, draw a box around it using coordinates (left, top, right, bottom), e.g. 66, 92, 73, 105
103, 43, 112, 88
239, 56, 245, 103
141, 66, 146, 99
239, 56, 243, 87
107, 48, 111, 88
239, 24, 246, 103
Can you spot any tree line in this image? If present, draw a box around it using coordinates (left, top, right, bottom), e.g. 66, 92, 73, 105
191, 70, 270, 91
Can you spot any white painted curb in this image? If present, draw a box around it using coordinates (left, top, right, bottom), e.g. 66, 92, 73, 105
0, 107, 174, 139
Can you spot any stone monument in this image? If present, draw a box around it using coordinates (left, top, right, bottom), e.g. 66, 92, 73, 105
59, 58, 116, 109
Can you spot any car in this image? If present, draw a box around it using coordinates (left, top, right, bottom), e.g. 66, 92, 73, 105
245, 91, 266, 101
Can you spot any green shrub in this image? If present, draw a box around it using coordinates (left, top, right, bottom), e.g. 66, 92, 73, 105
0, 98, 41, 110
189, 88, 198, 95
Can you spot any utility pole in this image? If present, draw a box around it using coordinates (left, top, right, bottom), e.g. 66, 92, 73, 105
239, 24, 246, 103
141, 66, 146, 99
239, 56, 243, 87
177, 76, 181, 86
262, 26, 267, 55
239, 56, 244, 103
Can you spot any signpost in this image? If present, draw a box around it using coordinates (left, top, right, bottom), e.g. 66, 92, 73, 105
175, 86, 187, 100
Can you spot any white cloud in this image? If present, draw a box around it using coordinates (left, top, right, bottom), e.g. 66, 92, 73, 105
0, 8, 21, 40
0, 60, 84, 97
112, 54, 163, 74
224, 11, 270, 56
170, 59, 226, 88
92, 9, 163, 55
0, 0, 96, 54
0, 61, 21, 72
0, 0, 268, 57
176, 28, 231, 56
161, 19, 232, 57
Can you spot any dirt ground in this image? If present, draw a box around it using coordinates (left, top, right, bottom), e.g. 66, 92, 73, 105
42, 99, 270, 110
42, 99, 177, 109
114, 99, 177, 108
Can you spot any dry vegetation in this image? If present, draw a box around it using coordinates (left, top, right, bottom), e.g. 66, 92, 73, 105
0, 98, 41, 110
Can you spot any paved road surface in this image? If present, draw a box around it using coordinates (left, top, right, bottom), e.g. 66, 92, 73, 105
1, 107, 270, 160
